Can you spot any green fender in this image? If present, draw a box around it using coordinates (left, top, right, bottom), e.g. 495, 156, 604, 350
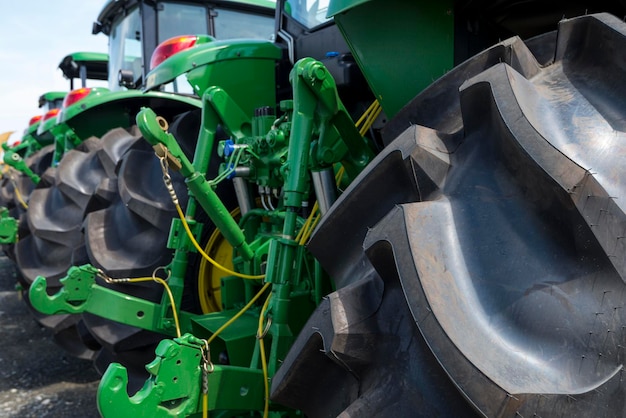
36, 116, 61, 144
145, 39, 281, 118
58, 90, 202, 140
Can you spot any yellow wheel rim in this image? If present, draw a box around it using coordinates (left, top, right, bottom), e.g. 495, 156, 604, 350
197, 207, 240, 313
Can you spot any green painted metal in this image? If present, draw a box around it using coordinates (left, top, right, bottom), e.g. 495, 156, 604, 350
145, 39, 282, 115
98, 334, 206, 418
326, 0, 371, 15
93, 57, 367, 415
38, 91, 67, 106
0, 207, 18, 244
53, 89, 201, 164
22, 122, 41, 147
138, 106, 255, 262
2, 147, 40, 185
30, 5, 385, 412
29, 265, 196, 335
35, 115, 61, 143
330, 0, 454, 117
58, 52, 109, 81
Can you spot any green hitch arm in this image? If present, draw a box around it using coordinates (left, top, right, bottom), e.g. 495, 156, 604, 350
2, 150, 40, 185
98, 334, 204, 418
136, 107, 254, 261
0, 207, 17, 244
98, 334, 265, 417
293, 58, 375, 179
29, 264, 190, 335
29, 265, 102, 315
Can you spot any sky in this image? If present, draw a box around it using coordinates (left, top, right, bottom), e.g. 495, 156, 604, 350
0, 1, 109, 142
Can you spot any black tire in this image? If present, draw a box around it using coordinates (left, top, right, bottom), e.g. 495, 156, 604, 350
272, 14, 626, 417
14, 127, 143, 360
0, 145, 55, 260
16, 128, 142, 287
81, 109, 236, 385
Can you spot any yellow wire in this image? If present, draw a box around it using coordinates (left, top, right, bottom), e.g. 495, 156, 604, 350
300, 214, 321, 245
202, 100, 378, 418
125, 276, 182, 338
258, 292, 272, 418
175, 204, 265, 280
207, 282, 271, 345
355, 100, 379, 128
295, 201, 319, 243
359, 102, 382, 136
12, 180, 28, 209
295, 165, 345, 246
199, 279, 270, 417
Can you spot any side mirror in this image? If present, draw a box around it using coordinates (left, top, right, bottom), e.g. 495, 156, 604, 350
118, 69, 135, 89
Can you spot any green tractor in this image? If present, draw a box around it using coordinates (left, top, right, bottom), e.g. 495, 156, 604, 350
29, 0, 626, 416
15, 0, 276, 377
0, 92, 65, 220
0, 52, 109, 232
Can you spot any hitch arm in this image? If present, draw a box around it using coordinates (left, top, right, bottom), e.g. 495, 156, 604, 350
98, 334, 204, 418
28, 265, 192, 335
98, 334, 265, 417
2, 149, 40, 185
136, 106, 254, 261
0, 207, 17, 244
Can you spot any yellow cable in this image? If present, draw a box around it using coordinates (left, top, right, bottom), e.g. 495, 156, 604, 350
207, 282, 271, 345
12, 180, 28, 209
295, 201, 319, 243
175, 204, 265, 280
124, 276, 182, 338
199, 280, 270, 417
359, 102, 382, 136
258, 292, 272, 418
355, 100, 379, 128
300, 214, 321, 245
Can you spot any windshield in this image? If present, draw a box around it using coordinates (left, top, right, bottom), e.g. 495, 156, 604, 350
214, 8, 275, 40
158, 3, 210, 42
286, 0, 330, 29
41, 98, 65, 113
108, 7, 142, 91
158, 4, 275, 95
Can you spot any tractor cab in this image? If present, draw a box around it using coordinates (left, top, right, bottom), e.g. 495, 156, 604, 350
92, 0, 276, 92
58, 52, 109, 90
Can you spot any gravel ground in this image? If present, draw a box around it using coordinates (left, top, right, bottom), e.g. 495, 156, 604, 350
0, 255, 100, 418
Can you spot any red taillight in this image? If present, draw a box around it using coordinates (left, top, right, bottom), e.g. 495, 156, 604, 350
29, 115, 43, 126
62, 88, 92, 108
150, 35, 198, 70
42, 108, 60, 122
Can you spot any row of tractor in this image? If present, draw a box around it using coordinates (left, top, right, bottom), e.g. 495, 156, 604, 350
3, 0, 626, 416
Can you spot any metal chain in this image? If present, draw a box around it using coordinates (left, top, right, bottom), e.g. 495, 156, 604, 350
96, 268, 129, 284
157, 147, 179, 206
96, 266, 170, 284
200, 340, 214, 396
256, 316, 272, 340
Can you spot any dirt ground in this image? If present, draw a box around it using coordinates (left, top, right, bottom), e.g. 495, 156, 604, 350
0, 255, 100, 418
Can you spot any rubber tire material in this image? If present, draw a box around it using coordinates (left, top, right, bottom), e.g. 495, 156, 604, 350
272, 13, 626, 417
14, 128, 142, 360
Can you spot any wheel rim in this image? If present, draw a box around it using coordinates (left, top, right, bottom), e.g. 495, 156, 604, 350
197, 207, 240, 313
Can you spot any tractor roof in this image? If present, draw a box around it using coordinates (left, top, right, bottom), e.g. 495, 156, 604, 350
92, 0, 276, 36
58, 52, 109, 81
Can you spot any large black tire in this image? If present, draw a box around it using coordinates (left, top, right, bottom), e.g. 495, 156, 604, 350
16, 128, 142, 287
272, 14, 626, 417
0, 145, 55, 260
14, 127, 143, 360
81, 110, 223, 385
